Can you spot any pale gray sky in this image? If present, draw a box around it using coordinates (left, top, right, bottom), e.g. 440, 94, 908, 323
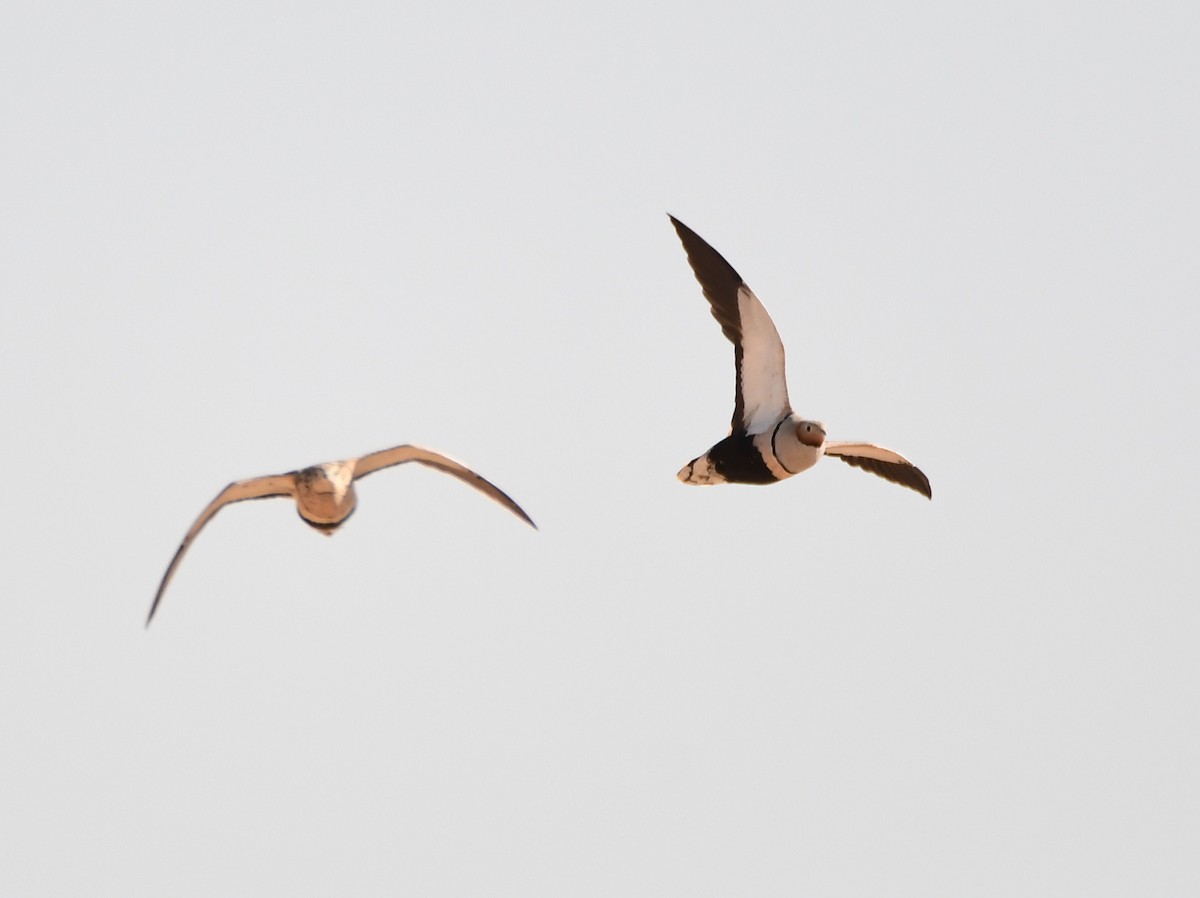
2, 1, 1198, 895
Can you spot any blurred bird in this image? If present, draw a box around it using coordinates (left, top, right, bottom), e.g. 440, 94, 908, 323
670, 215, 931, 499
147, 444, 535, 626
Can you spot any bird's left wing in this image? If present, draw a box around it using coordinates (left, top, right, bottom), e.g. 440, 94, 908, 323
146, 474, 297, 626
823, 442, 932, 499
352, 444, 536, 528
669, 215, 791, 435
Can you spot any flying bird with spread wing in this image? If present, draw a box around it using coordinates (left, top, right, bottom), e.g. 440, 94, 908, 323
147, 444, 535, 626
669, 215, 931, 499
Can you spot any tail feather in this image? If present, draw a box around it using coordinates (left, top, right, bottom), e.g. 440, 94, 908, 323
677, 454, 726, 485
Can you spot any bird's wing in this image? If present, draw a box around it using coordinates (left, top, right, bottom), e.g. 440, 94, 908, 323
352, 444, 536, 528
146, 474, 297, 626
823, 442, 932, 499
669, 215, 791, 435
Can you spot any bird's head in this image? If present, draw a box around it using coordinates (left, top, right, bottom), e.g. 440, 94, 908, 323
796, 420, 826, 448
296, 462, 355, 494
296, 465, 330, 493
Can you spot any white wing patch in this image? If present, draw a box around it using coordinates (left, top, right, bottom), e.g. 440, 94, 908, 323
735, 285, 791, 434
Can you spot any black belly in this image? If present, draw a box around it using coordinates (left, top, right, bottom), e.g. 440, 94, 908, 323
708, 433, 779, 484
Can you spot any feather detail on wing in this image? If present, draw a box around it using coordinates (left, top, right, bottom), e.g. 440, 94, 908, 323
669, 216, 791, 435
352, 444, 536, 528
147, 474, 297, 626
823, 442, 932, 499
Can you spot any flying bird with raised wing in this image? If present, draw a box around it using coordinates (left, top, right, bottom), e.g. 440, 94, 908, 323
147, 444, 535, 626
669, 215, 931, 499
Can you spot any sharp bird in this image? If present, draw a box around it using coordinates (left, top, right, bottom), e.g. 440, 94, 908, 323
670, 215, 932, 500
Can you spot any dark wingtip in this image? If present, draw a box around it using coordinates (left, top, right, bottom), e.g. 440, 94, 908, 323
905, 469, 932, 501
490, 485, 536, 530
145, 586, 166, 627
667, 214, 695, 240
514, 506, 538, 530
666, 214, 693, 241
834, 455, 933, 501
489, 485, 537, 530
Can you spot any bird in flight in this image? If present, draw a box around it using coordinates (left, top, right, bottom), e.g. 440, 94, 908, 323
147, 444, 535, 626
669, 215, 931, 499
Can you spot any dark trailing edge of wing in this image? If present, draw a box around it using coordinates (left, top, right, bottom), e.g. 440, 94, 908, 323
832, 455, 933, 499
669, 215, 754, 433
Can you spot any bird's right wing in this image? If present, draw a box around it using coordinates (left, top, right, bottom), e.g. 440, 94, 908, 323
823, 442, 932, 499
669, 215, 791, 435
353, 444, 536, 529
146, 474, 296, 626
